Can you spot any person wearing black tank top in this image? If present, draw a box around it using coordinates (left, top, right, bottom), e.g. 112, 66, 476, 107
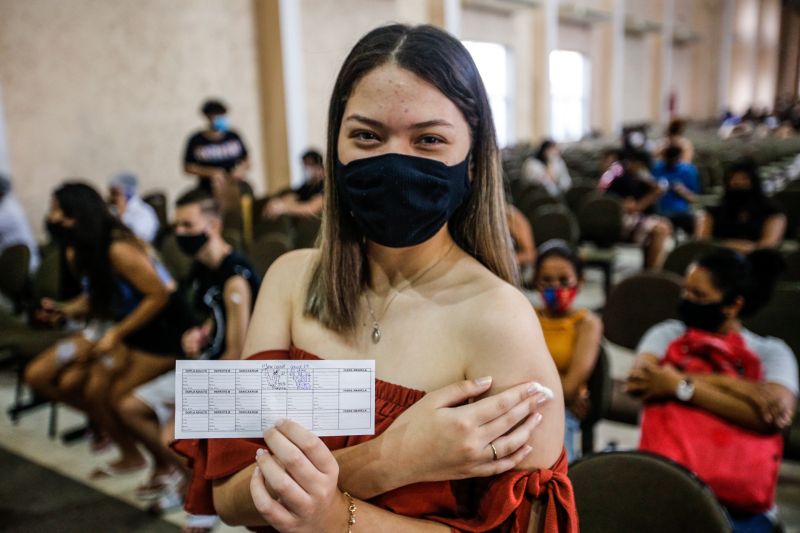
117, 189, 261, 520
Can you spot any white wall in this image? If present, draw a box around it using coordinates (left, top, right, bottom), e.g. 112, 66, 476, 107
0, 0, 265, 236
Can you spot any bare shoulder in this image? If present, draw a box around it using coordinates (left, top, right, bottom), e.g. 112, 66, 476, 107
577, 309, 602, 334
261, 249, 318, 297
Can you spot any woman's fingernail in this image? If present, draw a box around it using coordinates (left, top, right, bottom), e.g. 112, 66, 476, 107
532, 412, 544, 427
256, 448, 266, 459
535, 393, 550, 405
527, 382, 554, 400
474, 376, 492, 386
522, 445, 533, 456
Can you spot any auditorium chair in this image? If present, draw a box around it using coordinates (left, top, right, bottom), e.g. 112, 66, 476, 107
663, 241, 721, 277
569, 451, 731, 533
601, 271, 683, 425
531, 206, 580, 248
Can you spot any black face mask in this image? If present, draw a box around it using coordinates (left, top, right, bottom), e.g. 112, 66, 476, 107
725, 189, 751, 207
678, 298, 728, 332
45, 221, 74, 244
335, 153, 470, 248
176, 232, 209, 256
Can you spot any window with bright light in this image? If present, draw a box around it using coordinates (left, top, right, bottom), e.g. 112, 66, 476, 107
549, 50, 591, 142
463, 40, 513, 147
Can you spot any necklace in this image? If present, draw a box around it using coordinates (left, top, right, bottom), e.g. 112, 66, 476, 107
365, 243, 455, 344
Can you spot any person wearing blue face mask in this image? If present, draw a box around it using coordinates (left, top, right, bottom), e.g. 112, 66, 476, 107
183, 99, 251, 209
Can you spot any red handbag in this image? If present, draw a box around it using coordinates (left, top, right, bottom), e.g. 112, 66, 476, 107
638, 328, 783, 514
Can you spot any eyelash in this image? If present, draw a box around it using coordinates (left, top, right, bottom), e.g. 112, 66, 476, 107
349, 130, 447, 147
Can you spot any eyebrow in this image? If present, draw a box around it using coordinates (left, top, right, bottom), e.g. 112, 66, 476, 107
344, 114, 454, 129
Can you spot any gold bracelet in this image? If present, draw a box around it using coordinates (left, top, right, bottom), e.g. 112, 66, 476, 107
343, 491, 357, 532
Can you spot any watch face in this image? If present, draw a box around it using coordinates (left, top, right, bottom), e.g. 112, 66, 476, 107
676, 379, 694, 402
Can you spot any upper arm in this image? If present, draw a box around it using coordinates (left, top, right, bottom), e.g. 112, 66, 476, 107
564, 312, 602, 382
759, 214, 786, 247
240, 250, 313, 358
109, 241, 171, 299
636, 320, 683, 360
223, 276, 254, 358
464, 286, 564, 469
699, 210, 714, 239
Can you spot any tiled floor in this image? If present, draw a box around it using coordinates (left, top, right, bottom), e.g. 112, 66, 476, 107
1, 245, 798, 531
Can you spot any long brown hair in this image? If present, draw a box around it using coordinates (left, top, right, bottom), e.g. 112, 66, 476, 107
305, 23, 516, 333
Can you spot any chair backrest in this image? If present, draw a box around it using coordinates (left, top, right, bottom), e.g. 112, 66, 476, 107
29, 244, 61, 303
662, 240, 721, 277
250, 232, 292, 275
564, 184, 598, 214
0, 244, 30, 310
254, 213, 293, 241
292, 217, 321, 249
603, 271, 683, 350
142, 191, 168, 230
743, 283, 800, 358
583, 345, 611, 426
773, 189, 800, 240
157, 231, 194, 283
781, 250, 800, 283
531, 206, 580, 247
578, 195, 623, 248
569, 451, 731, 533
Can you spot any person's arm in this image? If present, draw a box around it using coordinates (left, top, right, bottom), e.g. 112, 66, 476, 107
507, 206, 536, 267
560, 312, 602, 406
96, 241, 172, 352
280, 195, 324, 218
634, 182, 663, 212
756, 214, 786, 249
699, 210, 714, 239
626, 354, 776, 432
688, 374, 796, 429
220, 275, 253, 360
184, 162, 226, 180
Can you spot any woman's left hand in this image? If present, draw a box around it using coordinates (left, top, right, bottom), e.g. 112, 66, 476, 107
626, 362, 683, 401
94, 328, 121, 355
251, 419, 348, 533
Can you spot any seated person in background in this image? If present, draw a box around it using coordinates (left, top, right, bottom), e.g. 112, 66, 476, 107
175, 23, 575, 532
0, 173, 39, 272
533, 240, 602, 462
261, 149, 325, 220
599, 149, 672, 270
700, 158, 786, 253
653, 145, 701, 237
626, 248, 796, 532
24, 182, 192, 477
108, 172, 160, 243
506, 203, 536, 284
655, 118, 695, 163
183, 99, 251, 209
521, 139, 572, 196
118, 189, 261, 518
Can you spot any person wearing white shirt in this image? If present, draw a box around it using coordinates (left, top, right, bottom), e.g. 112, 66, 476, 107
521, 139, 572, 197
109, 173, 160, 243
0, 174, 39, 272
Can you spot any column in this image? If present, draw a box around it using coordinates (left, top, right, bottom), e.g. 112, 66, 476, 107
530, 0, 559, 139
286, 365, 313, 429
235, 367, 262, 432
312, 368, 340, 431
338, 368, 372, 431
717, 0, 735, 113
261, 364, 288, 428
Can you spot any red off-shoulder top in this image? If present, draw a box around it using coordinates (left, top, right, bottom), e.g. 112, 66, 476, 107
172, 347, 578, 533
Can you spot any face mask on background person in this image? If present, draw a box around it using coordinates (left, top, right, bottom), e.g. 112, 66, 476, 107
212, 115, 230, 133
677, 298, 728, 332
176, 232, 209, 256
540, 285, 578, 315
335, 152, 470, 248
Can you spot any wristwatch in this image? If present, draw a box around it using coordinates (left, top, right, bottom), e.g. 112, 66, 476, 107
675, 378, 695, 402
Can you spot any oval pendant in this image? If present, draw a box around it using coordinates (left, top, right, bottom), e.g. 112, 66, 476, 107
371, 325, 381, 344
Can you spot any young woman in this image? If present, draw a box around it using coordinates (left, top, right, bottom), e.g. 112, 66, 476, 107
25, 182, 191, 476
521, 139, 572, 197
533, 240, 602, 462
653, 144, 700, 237
700, 158, 786, 253
175, 24, 574, 533
627, 248, 797, 531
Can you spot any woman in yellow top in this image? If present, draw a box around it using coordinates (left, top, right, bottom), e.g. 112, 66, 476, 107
534, 239, 602, 461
